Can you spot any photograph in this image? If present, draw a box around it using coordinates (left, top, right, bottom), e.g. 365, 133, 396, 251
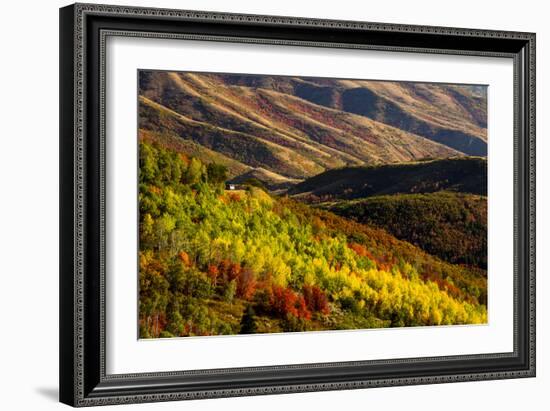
137, 70, 489, 338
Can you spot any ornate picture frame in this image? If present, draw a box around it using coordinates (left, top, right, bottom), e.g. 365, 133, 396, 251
59, 3, 535, 407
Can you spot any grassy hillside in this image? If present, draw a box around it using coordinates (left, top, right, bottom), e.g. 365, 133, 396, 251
138, 141, 487, 338
203, 73, 488, 155
299, 80, 487, 155
328, 192, 487, 268
288, 157, 487, 202
138, 71, 479, 182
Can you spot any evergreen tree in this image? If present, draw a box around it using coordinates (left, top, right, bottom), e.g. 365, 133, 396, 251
239, 305, 258, 334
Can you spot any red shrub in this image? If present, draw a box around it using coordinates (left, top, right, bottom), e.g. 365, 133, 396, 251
216, 259, 242, 283
178, 251, 191, 267
294, 295, 311, 320
228, 262, 242, 282
348, 242, 368, 257
228, 192, 242, 203
218, 259, 231, 274
236, 267, 257, 300
302, 285, 330, 315
206, 265, 219, 284
270, 286, 311, 320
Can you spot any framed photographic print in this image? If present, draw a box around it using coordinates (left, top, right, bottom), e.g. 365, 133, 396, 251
59, 3, 536, 407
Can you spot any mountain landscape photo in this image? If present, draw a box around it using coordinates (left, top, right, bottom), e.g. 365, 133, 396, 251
137, 70, 488, 338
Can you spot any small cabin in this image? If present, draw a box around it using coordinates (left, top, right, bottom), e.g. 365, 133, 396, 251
226, 184, 236, 190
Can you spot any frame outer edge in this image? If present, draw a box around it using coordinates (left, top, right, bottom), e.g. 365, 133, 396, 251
74, 2, 534, 39
59, 3, 77, 407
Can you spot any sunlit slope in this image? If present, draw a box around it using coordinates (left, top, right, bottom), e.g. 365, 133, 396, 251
138, 141, 487, 338
138, 71, 472, 180
214, 74, 488, 155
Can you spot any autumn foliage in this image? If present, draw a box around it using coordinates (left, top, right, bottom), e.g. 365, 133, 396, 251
302, 285, 330, 315
270, 285, 311, 320
138, 141, 487, 338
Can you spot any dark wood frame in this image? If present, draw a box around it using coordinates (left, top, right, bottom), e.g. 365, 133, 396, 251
60, 3, 536, 407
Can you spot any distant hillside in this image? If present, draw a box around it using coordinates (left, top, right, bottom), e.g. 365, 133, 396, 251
208, 74, 487, 155
138, 71, 488, 181
294, 80, 487, 156
328, 192, 487, 268
288, 157, 487, 202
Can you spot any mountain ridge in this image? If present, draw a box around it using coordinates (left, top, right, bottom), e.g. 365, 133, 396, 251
288, 157, 487, 201
327, 192, 487, 268
138, 71, 486, 180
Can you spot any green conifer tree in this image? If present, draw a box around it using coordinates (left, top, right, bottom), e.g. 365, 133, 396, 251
239, 305, 258, 334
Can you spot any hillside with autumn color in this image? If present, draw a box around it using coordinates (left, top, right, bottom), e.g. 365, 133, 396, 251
137, 71, 488, 337
138, 141, 487, 337
327, 192, 487, 269
139, 71, 487, 185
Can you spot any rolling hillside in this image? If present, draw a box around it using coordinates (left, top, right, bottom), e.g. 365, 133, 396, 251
298, 79, 487, 155
217, 74, 488, 155
288, 157, 487, 202
138, 71, 486, 183
328, 192, 487, 268
138, 141, 487, 338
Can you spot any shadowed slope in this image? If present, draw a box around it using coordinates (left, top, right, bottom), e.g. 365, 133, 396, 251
288, 157, 487, 201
